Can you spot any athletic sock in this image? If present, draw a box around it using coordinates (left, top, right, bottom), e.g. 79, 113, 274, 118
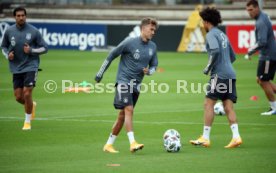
106, 133, 117, 145
127, 131, 135, 144
230, 123, 240, 139
269, 101, 276, 110
202, 126, 211, 140
25, 113, 31, 123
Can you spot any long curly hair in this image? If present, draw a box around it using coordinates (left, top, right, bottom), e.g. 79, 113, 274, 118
199, 7, 222, 26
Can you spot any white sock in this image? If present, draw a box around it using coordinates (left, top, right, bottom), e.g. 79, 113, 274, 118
269, 101, 276, 110
127, 131, 135, 144
106, 133, 117, 145
25, 113, 31, 123
231, 123, 240, 139
202, 126, 211, 140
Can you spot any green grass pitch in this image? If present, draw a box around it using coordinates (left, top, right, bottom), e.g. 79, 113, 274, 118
0, 50, 276, 173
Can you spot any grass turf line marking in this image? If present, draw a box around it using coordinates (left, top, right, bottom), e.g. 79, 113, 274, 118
0, 116, 275, 126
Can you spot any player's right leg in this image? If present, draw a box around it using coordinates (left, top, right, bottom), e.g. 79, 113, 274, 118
24, 71, 37, 120
124, 105, 144, 152
114, 83, 143, 152
190, 98, 216, 147
257, 60, 276, 115
103, 110, 125, 153
22, 87, 33, 130
13, 73, 25, 104
14, 88, 24, 104
270, 82, 276, 94
259, 80, 276, 115
22, 71, 38, 130
14, 87, 31, 130
223, 99, 242, 148
13, 73, 30, 130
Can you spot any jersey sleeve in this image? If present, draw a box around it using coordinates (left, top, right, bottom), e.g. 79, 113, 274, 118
106, 37, 129, 62
248, 20, 268, 56
95, 38, 129, 82
30, 30, 48, 55
256, 20, 268, 46
229, 44, 236, 63
203, 33, 220, 75
147, 45, 158, 75
203, 48, 219, 75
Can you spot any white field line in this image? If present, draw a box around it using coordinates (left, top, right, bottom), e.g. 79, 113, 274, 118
0, 105, 270, 119
16, 105, 270, 119
0, 117, 275, 126
0, 106, 275, 126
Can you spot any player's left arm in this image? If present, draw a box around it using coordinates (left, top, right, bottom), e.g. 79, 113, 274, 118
203, 48, 219, 75
144, 47, 158, 75
25, 30, 48, 55
229, 44, 236, 63
203, 34, 219, 75
95, 38, 129, 82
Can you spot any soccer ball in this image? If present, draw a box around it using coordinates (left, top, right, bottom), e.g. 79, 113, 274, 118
163, 129, 181, 152
214, 102, 225, 115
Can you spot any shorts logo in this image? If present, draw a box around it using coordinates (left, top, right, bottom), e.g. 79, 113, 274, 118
123, 97, 128, 103
11, 36, 16, 46
26, 33, 32, 40
133, 49, 140, 60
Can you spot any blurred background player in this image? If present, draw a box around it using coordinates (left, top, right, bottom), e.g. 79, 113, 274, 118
1, 7, 48, 130
189, 7, 242, 148
94, 17, 158, 153
245, 0, 276, 116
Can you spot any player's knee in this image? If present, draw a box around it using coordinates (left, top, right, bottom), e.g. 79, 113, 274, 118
224, 105, 233, 115
23, 90, 32, 100
258, 79, 264, 86
119, 110, 125, 116
15, 95, 23, 103
259, 80, 270, 88
203, 102, 213, 110
124, 106, 134, 114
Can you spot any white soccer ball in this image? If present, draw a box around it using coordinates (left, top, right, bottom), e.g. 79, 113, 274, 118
163, 129, 181, 152
214, 102, 225, 115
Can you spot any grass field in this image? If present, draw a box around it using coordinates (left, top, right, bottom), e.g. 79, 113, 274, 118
1, 50, 276, 173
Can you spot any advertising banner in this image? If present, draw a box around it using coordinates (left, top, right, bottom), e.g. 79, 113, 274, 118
0, 21, 107, 51
227, 25, 276, 54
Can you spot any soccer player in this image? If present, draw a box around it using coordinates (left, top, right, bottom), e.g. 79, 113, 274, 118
245, 0, 276, 115
94, 18, 158, 153
1, 7, 48, 130
189, 7, 242, 148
